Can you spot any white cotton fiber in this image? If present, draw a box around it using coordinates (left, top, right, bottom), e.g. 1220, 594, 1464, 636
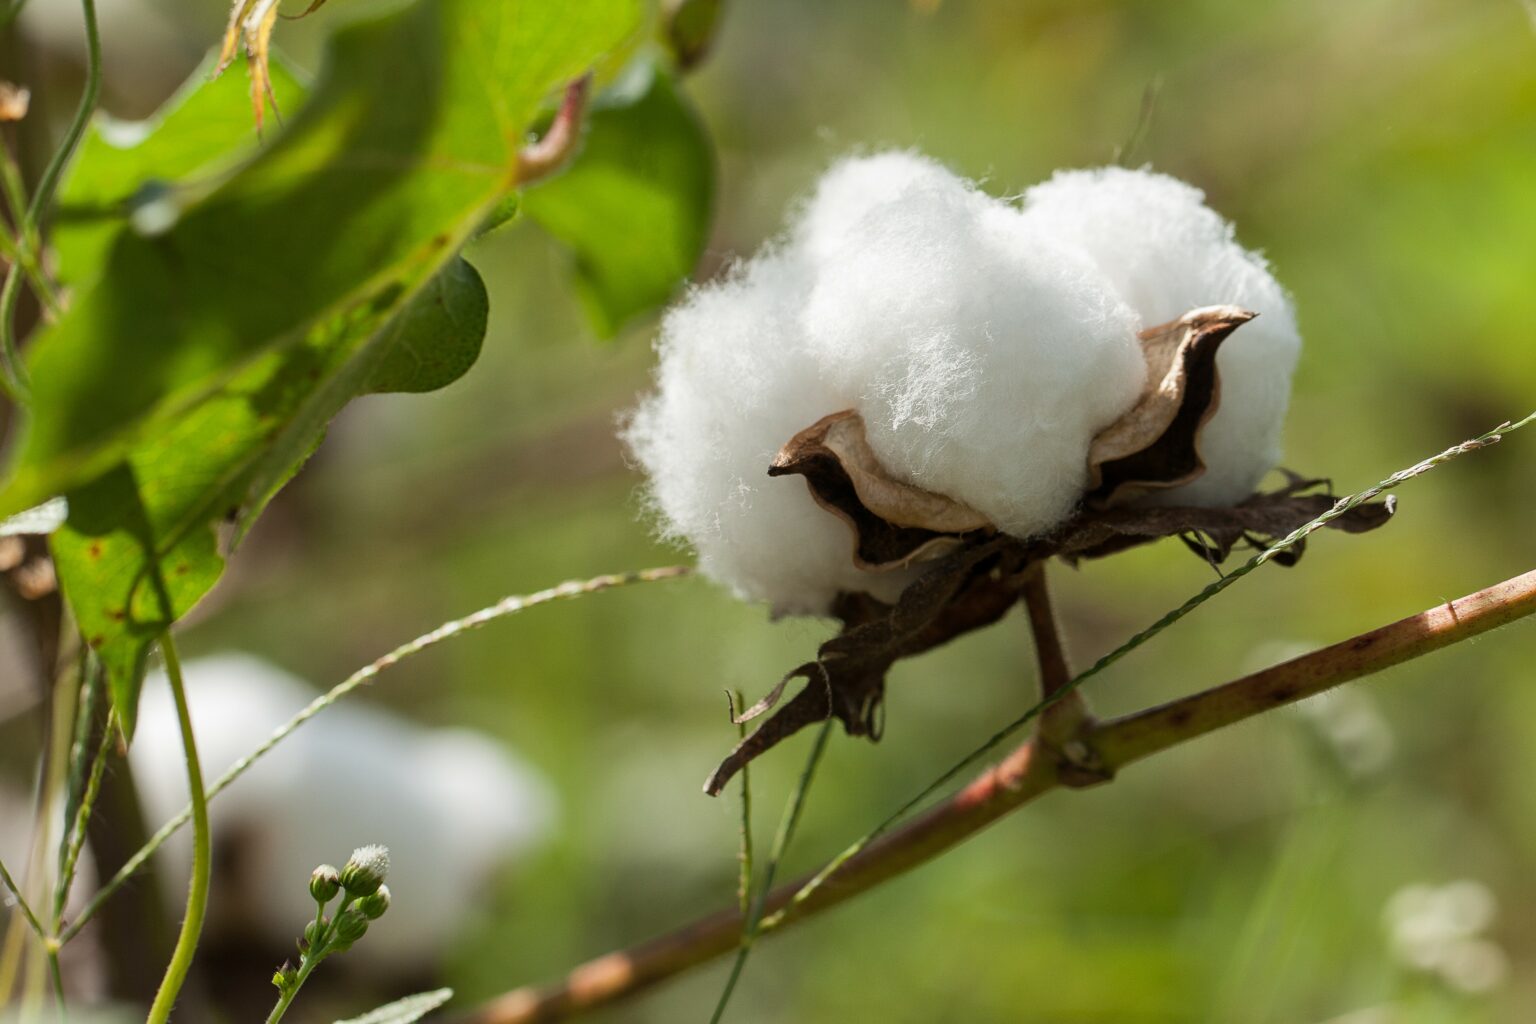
799, 161, 1146, 537
626, 251, 918, 615
1021, 167, 1301, 506
626, 154, 1300, 616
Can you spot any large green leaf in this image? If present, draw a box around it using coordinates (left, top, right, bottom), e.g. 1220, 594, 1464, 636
10, 0, 641, 734
51, 56, 307, 291
524, 60, 714, 337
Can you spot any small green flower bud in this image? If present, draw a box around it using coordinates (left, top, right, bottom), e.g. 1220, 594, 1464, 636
334, 907, 369, 945
302, 916, 329, 952
271, 960, 298, 992
309, 864, 341, 903
358, 884, 391, 920
339, 844, 390, 897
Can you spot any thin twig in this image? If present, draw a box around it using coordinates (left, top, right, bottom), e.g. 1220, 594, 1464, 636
1020, 562, 1087, 752
460, 565, 1536, 1024
60, 566, 692, 944
459, 413, 1536, 1023
514, 75, 592, 187
732, 692, 753, 917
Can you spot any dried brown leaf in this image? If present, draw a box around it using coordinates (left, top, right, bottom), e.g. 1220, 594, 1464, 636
769, 410, 994, 570
705, 473, 1395, 793
704, 536, 1038, 794
1086, 305, 1255, 506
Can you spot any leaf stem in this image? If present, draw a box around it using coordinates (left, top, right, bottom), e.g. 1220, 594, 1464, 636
144, 633, 211, 1024
0, 0, 100, 399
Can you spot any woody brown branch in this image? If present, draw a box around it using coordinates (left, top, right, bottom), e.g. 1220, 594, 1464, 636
458, 566, 1536, 1024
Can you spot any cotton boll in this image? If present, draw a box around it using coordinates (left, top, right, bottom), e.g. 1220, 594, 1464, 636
793, 150, 969, 267
625, 252, 917, 614
1021, 167, 1301, 506
132, 654, 555, 967
800, 162, 1147, 536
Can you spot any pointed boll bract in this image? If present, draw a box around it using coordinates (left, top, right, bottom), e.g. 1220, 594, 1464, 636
1020, 167, 1301, 506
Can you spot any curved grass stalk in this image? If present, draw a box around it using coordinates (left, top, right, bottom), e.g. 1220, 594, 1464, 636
60, 565, 692, 944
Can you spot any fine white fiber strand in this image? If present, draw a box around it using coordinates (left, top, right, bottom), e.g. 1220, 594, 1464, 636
625, 153, 1300, 615
1020, 166, 1301, 506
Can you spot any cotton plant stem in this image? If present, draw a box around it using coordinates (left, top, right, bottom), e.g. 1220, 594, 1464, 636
145, 634, 211, 1024
60, 566, 692, 945
1020, 562, 1087, 751
460, 564, 1536, 1024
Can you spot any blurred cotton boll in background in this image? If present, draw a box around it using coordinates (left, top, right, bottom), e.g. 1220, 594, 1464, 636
1383, 880, 1509, 995
131, 654, 556, 968
1290, 687, 1396, 780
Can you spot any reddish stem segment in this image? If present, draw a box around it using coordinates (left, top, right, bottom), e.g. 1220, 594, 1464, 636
514, 75, 592, 187
1020, 563, 1093, 761
459, 567, 1536, 1024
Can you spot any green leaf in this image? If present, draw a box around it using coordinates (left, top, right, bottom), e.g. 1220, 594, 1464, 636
51, 55, 307, 291
333, 988, 453, 1024
17, 0, 642, 735
525, 59, 714, 337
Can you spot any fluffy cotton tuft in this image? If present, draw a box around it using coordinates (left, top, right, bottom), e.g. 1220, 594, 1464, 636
626, 154, 1300, 615
1020, 167, 1301, 505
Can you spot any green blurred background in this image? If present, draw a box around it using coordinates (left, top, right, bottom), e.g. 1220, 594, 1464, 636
8, 0, 1536, 1021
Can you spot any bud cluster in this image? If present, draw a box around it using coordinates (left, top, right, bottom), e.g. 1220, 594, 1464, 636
270, 845, 393, 1008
